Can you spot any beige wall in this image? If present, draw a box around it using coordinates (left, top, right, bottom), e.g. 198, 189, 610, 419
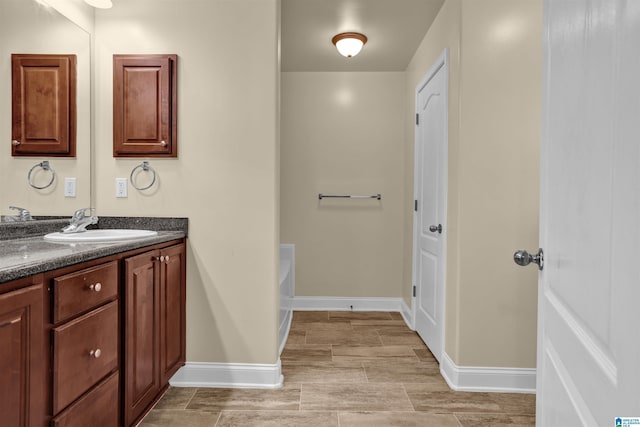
93, 0, 281, 364
405, 0, 541, 368
280, 72, 405, 298
0, 0, 92, 215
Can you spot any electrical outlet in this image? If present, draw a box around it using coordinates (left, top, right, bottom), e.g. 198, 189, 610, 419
116, 178, 128, 198
64, 177, 76, 197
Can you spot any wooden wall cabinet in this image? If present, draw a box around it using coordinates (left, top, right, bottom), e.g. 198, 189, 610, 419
123, 243, 186, 426
113, 54, 178, 157
11, 54, 76, 157
0, 280, 45, 427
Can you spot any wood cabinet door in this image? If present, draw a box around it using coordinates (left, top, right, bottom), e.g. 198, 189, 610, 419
0, 284, 44, 427
159, 244, 186, 384
113, 55, 177, 157
123, 250, 160, 426
11, 54, 76, 156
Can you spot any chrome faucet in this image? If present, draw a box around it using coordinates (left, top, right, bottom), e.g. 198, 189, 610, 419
6, 206, 32, 222
61, 208, 98, 234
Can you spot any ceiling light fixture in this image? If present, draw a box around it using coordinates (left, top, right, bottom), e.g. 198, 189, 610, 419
84, 0, 113, 9
331, 32, 367, 58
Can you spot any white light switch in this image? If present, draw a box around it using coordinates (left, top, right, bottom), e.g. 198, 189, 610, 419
116, 178, 128, 198
64, 177, 76, 197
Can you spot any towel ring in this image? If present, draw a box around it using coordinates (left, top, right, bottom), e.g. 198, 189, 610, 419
130, 161, 157, 191
27, 160, 56, 190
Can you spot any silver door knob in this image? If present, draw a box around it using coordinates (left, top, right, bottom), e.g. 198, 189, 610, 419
429, 224, 442, 234
513, 248, 544, 270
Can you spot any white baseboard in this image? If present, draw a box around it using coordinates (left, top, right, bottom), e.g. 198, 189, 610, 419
292, 296, 404, 312
400, 298, 414, 330
440, 352, 536, 393
169, 360, 283, 389
278, 309, 292, 355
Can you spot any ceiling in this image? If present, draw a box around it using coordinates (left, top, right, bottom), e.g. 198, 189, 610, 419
281, 0, 445, 72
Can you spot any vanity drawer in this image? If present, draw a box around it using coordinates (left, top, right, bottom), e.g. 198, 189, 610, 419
53, 261, 118, 323
51, 371, 119, 427
52, 300, 118, 414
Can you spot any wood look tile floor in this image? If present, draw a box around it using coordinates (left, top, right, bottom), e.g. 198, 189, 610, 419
140, 311, 535, 426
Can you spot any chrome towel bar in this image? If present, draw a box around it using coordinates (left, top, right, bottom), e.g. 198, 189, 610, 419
318, 193, 381, 200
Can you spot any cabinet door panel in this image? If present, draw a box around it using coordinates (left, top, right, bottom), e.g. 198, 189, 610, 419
124, 250, 160, 426
113, 55, 177, 157
160, 244, 186, 384
11, 54, 76, 156
0, 284, 44, 427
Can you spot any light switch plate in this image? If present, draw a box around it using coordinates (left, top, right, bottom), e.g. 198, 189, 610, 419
116, 178, 128, 198
64, 177, 76, 197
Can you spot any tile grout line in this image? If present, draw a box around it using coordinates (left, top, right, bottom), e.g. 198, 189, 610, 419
212, 411, 222, 427
183, 387, 198, 410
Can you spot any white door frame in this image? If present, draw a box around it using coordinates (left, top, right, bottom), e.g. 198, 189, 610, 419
411, 48, 448, 361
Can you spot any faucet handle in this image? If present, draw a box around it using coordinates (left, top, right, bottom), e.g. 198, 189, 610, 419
72, 207, 95, 219
9, 206, 32, 220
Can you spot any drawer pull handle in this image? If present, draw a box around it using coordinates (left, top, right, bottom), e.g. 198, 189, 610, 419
89, 348, 102, 359
88, 283, 102, 292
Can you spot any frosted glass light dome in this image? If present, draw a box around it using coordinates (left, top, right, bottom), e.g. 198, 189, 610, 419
332, 32, 368, 58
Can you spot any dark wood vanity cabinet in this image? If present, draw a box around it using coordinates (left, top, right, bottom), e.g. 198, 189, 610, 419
123, 243, 186, 427
0, 238, 186, 427
113, 54, 177, 157
11, 54, 76, 157
0, 278, 45, 427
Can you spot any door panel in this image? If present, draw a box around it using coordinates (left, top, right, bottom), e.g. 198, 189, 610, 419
159, 244, 186, 384
124, 251, 160, 426
419, 250, 437, 322
538, 0, 640, 423
413, 50, 448, 362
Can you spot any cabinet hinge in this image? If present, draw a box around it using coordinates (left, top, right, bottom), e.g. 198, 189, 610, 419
413, 286, 416, 297
416, 113, 419, 125
414, 199, 418, 212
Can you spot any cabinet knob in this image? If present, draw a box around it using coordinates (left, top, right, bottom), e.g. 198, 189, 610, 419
89, 348, 102, 358
160, 140, 167, 147
155, 255, 165, 262
88, 282, 102, 292
11, 140, 20, 146
165, 255, 170, 263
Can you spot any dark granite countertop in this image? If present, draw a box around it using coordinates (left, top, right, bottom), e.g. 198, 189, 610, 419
0, 217, 187, 284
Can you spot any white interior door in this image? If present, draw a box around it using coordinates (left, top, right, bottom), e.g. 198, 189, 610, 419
536, 0, 640, 424
413, 50, 447, 363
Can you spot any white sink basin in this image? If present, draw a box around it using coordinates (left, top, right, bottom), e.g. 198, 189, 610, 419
44, 229, 158, 243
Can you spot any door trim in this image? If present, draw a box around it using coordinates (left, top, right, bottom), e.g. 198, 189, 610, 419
411, 48, 449, 362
